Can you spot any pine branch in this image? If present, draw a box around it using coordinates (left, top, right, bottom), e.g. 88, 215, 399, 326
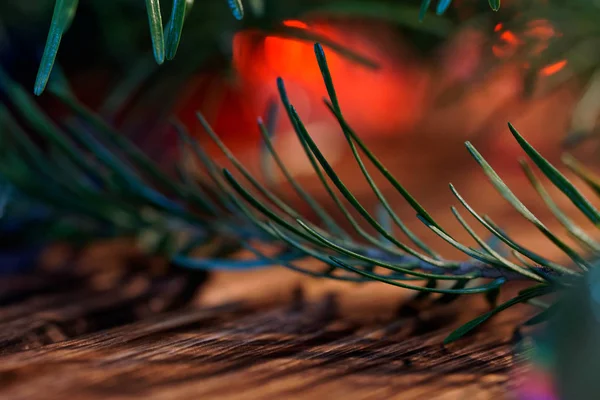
5, 0, 600, 344
3, 35, 597, 341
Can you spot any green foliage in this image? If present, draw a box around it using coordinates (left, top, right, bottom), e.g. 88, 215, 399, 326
164, 0, 190, 60
3, 38, 597, 342
34, 0, 197, 94
445, 284, 552, 344
31, 0, 457, 95
34, 0, 78, 96
4, 0, 600, 345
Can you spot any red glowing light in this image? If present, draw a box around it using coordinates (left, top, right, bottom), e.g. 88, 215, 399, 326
540, 60, 567, 76
500, 30, 522, 46
282, 20, 309, 29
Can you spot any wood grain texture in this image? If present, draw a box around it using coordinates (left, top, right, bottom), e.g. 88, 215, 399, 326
0, 243, 534, 400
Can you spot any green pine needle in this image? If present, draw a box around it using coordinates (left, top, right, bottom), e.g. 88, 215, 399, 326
145, 0, 166, 64
465, 140, 591, 272
165, 0, 189, 60
9, 0, 600, 346
419, 0, 432, 22
508, 123, 600, 227
34, 0, 79, 96
445, 285, 553, 344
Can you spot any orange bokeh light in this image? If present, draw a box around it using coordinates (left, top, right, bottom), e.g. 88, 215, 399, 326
229, 19, 429, 138
282, 20, 309, 29
540, 60, 567, 76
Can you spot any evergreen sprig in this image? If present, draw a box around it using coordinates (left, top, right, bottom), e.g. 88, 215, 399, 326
6, 0, 600, 345
2, 35, 597, 342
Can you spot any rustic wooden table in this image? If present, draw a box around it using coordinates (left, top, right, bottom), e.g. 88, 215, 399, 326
0, 241, 532, 399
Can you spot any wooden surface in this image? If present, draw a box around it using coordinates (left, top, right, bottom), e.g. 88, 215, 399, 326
0, 241, 536, 400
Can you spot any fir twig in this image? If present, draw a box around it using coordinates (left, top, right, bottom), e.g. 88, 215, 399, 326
6, 0, 600, 342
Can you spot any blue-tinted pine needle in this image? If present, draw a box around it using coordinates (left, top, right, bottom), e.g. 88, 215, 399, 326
173, 248, 302, 270
34, 0, 79, 96
436, 0, 452, 15
419, 0, 432, 21
227, 0, 244, 20
165, 0, 188, 60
